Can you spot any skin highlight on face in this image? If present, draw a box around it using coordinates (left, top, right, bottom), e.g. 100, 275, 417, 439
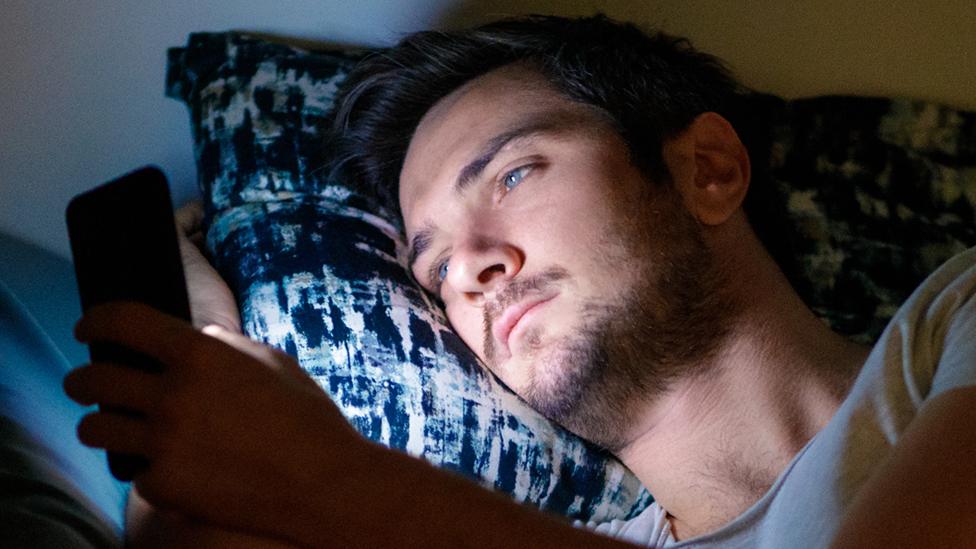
399, 63, 737, 451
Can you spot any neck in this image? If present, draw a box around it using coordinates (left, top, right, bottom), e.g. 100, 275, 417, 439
617, 216, 870, 540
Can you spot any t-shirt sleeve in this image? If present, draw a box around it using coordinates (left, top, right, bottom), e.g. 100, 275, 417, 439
930, 283, 976, 398
916, 247, 976, 400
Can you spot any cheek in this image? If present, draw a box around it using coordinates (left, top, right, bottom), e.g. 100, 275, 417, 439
444, 304, 486, 359
519, 174, 629, 251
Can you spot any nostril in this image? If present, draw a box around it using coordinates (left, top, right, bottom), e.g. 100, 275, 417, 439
478, 263, 506, 284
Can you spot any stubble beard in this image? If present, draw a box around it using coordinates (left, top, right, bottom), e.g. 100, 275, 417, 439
493, 191, 736, 453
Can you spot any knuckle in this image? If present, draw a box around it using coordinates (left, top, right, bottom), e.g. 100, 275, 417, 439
147, 414, 180, 463
154, 387, 192, 437
154, 394, 183, 430
151, 391, 189, 441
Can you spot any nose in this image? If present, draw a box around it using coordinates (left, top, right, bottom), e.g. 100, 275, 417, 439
445, 238, 523, 304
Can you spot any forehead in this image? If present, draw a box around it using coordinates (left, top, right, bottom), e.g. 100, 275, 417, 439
398, 64, 597, 227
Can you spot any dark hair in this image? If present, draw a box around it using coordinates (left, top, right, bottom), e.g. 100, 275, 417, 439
328, 15, 755, 213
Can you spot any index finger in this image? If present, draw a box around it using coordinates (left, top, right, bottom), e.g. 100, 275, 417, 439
75, 302, 217, 368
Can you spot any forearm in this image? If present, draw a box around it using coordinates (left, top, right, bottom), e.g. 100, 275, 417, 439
830, 387, 976, 549
289, 442, 637, 549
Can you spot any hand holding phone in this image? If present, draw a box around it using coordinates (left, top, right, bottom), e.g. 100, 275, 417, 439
66, 166, 191, 481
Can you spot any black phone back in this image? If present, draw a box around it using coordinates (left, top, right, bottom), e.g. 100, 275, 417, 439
66, 165, 191, 480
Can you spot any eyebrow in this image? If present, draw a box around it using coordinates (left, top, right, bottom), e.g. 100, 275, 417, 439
455, 119, 554, 192
407, 221, 436, 274
406, 110, 589, 275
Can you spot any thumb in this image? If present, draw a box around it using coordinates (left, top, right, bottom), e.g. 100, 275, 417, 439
174, 200, 204, 235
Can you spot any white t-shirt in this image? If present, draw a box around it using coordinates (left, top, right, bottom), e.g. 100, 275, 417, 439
582, 247, 976, 548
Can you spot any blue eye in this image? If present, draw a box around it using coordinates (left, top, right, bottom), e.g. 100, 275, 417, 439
427, 258, 450, 295
503, 165, 532, 190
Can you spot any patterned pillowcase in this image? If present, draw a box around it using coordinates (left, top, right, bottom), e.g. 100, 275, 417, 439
165, 33, 651, 522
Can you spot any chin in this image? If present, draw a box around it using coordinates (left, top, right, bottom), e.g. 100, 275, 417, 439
520, 330, 594, 419
514, 313, 635, 451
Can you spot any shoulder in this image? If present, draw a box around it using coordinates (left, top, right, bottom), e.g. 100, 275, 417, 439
895, 246, 976, 320
877, 246, 976, 400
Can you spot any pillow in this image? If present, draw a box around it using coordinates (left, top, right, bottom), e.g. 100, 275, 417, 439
165, 32, 651, 522
759, 96, 976, 341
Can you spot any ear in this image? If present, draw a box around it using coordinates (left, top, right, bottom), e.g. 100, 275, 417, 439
664, 112, 750, 226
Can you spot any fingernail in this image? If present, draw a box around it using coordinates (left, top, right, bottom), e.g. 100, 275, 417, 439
202, 324, 224, 336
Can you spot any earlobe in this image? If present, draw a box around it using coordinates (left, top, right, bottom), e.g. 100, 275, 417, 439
678, 112, 751, 226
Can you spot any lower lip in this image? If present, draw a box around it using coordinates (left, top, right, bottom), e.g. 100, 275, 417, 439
507, 298, 554, 346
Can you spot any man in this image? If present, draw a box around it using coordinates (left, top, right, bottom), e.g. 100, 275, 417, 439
64, 15, 976, 548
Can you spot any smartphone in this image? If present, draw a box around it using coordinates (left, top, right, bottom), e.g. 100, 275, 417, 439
66, 165, 191, 481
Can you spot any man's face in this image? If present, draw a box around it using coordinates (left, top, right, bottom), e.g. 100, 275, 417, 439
399, 64, 729, 450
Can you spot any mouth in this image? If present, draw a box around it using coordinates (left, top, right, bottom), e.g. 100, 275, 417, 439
492, 294, 557, 352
